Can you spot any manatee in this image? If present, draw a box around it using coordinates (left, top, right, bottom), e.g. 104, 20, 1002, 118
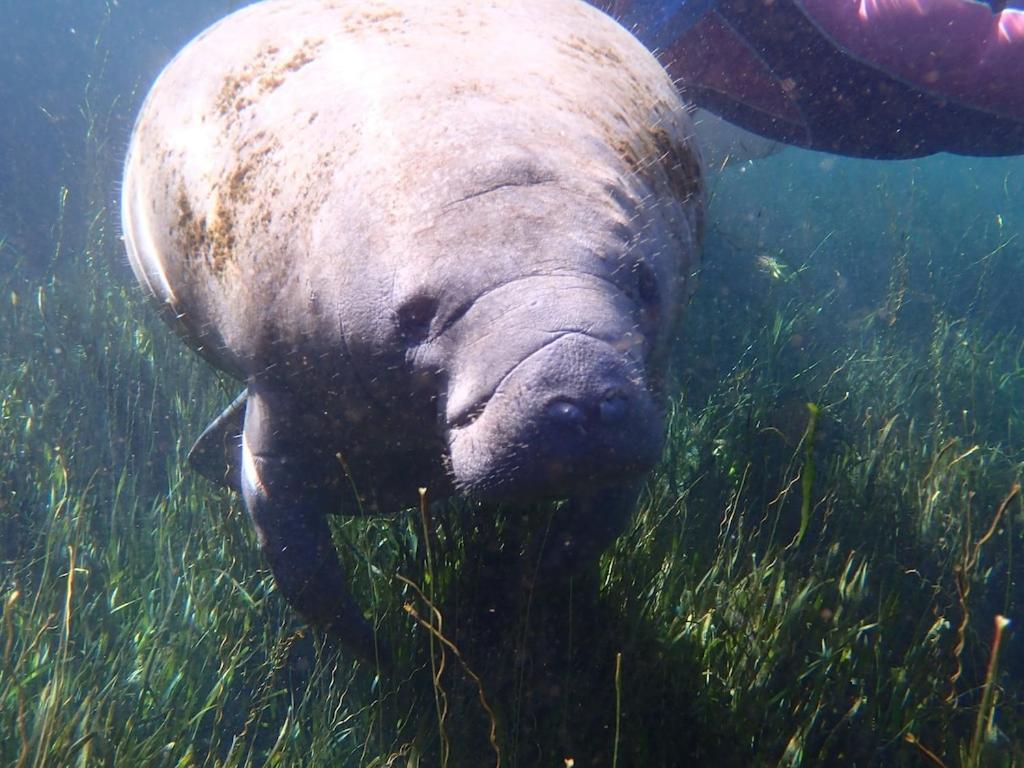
121, 0, 704, 662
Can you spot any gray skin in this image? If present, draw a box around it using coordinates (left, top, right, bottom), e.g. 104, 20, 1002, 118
122, 0, 704, 663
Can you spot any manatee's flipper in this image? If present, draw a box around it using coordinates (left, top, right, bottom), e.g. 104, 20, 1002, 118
187, 389, 247, 491
538, 484, 639, 577
240, 382, 383, 665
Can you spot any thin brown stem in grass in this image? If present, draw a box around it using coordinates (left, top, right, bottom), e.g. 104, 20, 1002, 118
417, 487, 450, 768
947, 567, 969, 704
3, 589, 19, 669
946, 483, 1018, 705
904, 732, 949, 768
398, 575, 500, 768
969, 615, 1012, 767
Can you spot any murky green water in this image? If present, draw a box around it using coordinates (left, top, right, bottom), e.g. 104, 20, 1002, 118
2, 2, 1022, 764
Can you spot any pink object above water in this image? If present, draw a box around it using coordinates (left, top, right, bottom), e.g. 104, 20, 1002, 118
800, 0, 1024, 120
596, 0, 1024, 157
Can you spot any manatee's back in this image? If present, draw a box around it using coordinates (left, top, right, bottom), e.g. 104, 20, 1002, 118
121, 0, 700, 380
123, 0, 397, 378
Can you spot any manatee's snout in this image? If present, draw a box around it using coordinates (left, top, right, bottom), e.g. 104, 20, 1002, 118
447, 332, 663, 500
534, 382, 655, 485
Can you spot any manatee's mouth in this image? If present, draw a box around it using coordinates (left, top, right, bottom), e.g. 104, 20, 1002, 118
444, 331, 662, 501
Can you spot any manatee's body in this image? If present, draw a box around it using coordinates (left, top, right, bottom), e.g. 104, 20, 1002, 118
122, 0, 703, 660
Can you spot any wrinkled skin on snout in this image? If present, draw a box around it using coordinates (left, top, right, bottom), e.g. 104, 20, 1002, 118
122, 0, 704, 662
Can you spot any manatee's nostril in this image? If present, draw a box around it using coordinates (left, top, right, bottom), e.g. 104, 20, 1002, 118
546, 398, 586, 427
599, 389, 628, 423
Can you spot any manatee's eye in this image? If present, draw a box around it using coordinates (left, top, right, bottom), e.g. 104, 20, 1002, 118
634, 260, 659, 305
396, 295, 439, 344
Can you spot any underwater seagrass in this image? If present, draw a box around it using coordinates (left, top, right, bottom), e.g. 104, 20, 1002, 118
120, 0, 703, 661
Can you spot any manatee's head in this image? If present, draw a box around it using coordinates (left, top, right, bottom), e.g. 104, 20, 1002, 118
302, 0, 703, 504
444, 305, 666, 501
434, 155, 698, 501
321, 134, 702, 503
